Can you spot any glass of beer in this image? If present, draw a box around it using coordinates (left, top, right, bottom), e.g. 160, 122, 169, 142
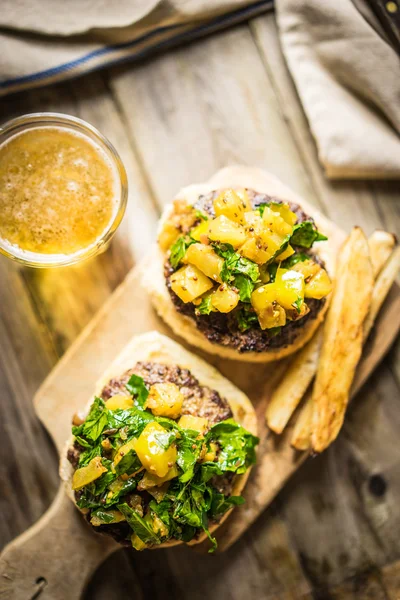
0, 113, 128, 267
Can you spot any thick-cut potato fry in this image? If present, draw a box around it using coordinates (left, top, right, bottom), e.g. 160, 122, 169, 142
291, 239, 399, 451
363, 246, 400, 340
311, 227, 373, 453
290, 391, 313, 451
266, 332, 321, 434
368, 230, 396, 279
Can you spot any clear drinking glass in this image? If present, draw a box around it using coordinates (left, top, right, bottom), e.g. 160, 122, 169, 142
0, 113, 128, 267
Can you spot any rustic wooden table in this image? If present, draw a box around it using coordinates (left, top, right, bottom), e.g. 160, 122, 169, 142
1, 11, 400, 600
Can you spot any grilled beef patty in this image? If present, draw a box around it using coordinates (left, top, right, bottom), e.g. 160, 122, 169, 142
101, 361, 232, 423
67, 361, 235, 544
165, 189, 326, 353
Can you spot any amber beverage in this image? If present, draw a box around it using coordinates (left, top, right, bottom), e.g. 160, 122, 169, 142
0, 113, 127, 267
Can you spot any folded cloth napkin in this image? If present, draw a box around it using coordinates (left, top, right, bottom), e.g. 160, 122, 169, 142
277, 0, 400, 179
0, 0, 272, 97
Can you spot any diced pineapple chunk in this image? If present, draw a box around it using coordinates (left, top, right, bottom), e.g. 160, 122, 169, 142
178, 414, 209, 434
258, 303, 286, 330
292, 259, 320, 280
251, 284, 286, 329
135, 422, 177, 478
147, 482, 170, 502
235, 189, 251, 209
138, 464, 179, 490
131, 533, 147, 551
191, 219, 209, 242
292, 260, 332, 299
305, 268, 332, 299
262, 206, 293, 236
184, 243, 224, 282
211, 284, 240, 313
170, 264, 214, 303
72, 456, 107, 491
268, 202, 297, 226
207, 215, 246, 249
145, 382, 183, 419
105, 395, 134, 411
275, 268, 305, 311
275, 245, 295, 261
158, 221, 180, 251
242, 211, 287, 263
213, 189, 249, 225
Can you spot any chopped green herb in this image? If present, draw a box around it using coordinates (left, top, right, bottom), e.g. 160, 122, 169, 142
126, 374, 149, 409
291, 222, 327, 249
195, 210, 209, 221
281, 252, 309, 268
69, 384, 259, 552
169, 235, 196, 269
236, 305, 259, 331
233, 274, 254, 303
195, 295, 213, 316
293, 297, 303, 314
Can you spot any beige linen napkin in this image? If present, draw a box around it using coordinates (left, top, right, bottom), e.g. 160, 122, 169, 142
277, 0, 400, 179
0, 0, 271, 97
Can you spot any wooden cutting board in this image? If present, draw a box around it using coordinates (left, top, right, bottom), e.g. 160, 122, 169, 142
1, 167, 399, 600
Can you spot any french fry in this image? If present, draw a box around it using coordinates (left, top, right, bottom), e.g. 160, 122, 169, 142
364, 246, 400, 340
266, 332, 321, 434
368, 230, 396, 279
311, 227, 373, 453
290, 390, 313, 451
291, 240, 400, 451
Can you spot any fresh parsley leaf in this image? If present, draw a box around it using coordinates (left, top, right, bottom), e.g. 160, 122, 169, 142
195, 295, 213, 315
126, 375, 149, 409
212, 243, 259, 284
210, 493, 245, 519
91, 508, 123, 525
267, 262, 278, 282
281, 252, 309, 268
236, 305, 258, 332
291, 222, 327, 249
268, 326, 282, 337
293, 297, 303, 314
176, 435, 203, 483
255, 203, 268, 217
80, 397, 108, 442
233, 274, 254, 303
169, 235, 195, 269
195, 210, 208, 221
118, 503, 160, 545
208, 419, 259, 474
114, 446, 142, 476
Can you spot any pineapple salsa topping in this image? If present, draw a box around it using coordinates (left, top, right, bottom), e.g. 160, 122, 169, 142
159, 189, 332, 333
69, 371, 258, 551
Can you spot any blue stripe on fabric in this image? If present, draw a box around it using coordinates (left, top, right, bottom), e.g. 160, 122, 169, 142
0, 0, 273, 90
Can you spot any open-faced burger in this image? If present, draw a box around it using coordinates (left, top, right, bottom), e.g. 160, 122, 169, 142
146, 188, 333, 362
60, 332, 258, 551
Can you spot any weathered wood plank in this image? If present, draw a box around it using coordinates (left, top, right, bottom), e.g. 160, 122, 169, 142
0, 258, 58, 548
109, 24, 318, 210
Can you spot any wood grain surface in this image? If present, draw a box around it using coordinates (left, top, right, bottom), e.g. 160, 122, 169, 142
0, 11, 400, 600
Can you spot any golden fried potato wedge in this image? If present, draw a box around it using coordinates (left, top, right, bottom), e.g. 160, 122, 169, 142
290, 391, 314, 451
311, 227, 373, 453
363, 245, 400, 340
368, 230, 396, 279
266, 332, 321, 434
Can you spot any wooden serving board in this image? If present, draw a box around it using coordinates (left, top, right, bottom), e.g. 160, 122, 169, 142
1, 167, 400, 600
